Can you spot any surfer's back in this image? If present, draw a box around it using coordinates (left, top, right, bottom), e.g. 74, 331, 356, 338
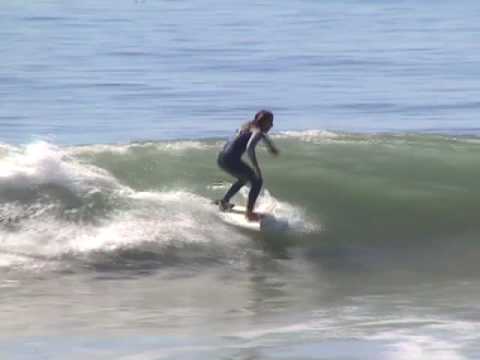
221, 123, 253, 160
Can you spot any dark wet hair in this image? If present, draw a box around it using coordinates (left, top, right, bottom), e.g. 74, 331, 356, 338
250, 110, 273, 129
240, 110, 274, 133
252, 110, 274, 127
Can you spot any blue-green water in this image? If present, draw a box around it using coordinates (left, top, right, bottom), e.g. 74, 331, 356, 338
2, 0, 480, 144
2, 1, 480, 359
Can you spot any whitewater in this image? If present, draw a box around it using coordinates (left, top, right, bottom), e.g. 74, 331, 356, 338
0, 135, 316, 270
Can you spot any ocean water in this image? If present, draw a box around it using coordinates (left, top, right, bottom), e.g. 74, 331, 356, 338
2, 1, 480, 359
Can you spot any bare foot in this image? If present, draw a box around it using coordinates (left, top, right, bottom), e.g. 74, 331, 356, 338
246, 212, 263, 222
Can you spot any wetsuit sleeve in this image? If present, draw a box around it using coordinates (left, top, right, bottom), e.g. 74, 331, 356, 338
246, 130, 263, 178
262, 134, 279, 154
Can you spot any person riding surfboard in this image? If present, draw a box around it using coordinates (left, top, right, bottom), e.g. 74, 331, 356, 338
216, 110, 279, 222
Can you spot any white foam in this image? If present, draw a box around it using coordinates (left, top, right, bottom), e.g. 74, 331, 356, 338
274, 129, 341, 141
67, 143, 132, 155
0, 142, 248, 268
0, 253, 31, 268
237, 187, 320, 233
234, 313, 474, 360
67, 140, 219, 157
206, 184, 230, 191
157, 141, 215, 152
0, 142, 138, 269
1, 141, 318, 270
273, 129, 381, 145
380, 333, 467, 360
0, 189, 251, 269
0, 143, 11, 157
0, 141, 123, 195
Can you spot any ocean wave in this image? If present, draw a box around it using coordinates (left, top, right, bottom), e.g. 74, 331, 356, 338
1, 135, 479, 272
0, 142, 316, 271
0, 141, 123, 194
0, 189, 254, 270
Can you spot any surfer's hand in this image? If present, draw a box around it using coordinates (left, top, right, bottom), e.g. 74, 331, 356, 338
270, 147, 279, 156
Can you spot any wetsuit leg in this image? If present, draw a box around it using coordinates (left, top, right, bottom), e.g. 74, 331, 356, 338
247, 175, 263, 213
223, 179, 246, 203
218, 155, 262, 210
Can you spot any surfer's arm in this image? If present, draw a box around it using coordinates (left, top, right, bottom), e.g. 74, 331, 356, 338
247, 131, 263, 178
262, 134, 279, 155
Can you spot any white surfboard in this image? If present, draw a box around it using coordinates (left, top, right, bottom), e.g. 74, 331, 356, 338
217, 205, 288, 232
218, 205, 263, 231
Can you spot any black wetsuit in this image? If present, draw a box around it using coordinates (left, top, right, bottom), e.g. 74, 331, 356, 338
217, 127, 264, 212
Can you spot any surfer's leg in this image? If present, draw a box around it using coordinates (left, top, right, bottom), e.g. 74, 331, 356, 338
220, 160, 262, 221
222, 179, 246, 203
227, 161, 263, 214
218, 158, 256, 205
218, 155, 248, 204
247, 175, 263, 213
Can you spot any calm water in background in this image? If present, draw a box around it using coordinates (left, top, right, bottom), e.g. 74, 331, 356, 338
2, 0, 480, 144
2, 1, 480, 359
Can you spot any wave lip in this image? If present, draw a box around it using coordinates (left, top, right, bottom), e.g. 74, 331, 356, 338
0, 141, 122, 195
66, 140, 221, 157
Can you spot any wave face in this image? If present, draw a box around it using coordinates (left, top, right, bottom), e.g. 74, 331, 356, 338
1, 132, 479, 272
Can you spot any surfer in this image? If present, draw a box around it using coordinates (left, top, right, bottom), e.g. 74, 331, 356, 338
217, 110, 279, 222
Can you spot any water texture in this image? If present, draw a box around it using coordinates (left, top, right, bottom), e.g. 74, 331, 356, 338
2, 1, 480, 359
1, 0, 480, 144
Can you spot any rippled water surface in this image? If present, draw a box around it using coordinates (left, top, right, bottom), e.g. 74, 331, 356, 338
2, 1, 480, 359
